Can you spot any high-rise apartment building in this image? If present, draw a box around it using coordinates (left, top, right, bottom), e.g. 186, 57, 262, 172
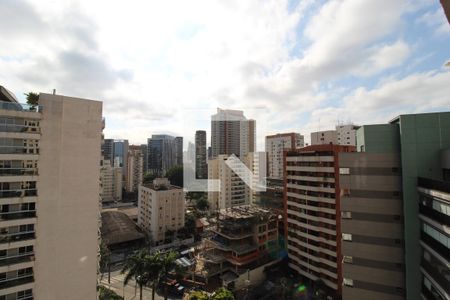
336, 124, 360, 146
211, 108, 255, 159
266, 133, 304, 179
100, 159, 123, 203
208, 155, 248, 211
140, 144, 148, 174
339, 112, 450, 300
0, 89, 102, 299
138, 178, 184, 244
101, 138, 114, 165
195, 130, 207, 179
175, 136, 183, 166
310, 130, 337, 145
310, 125, 359, 147
147, 135, 181, 176
339, 145, 405, 299
126, 145, 144, 193
112, 139, 129, 170
284, 144, 355, 296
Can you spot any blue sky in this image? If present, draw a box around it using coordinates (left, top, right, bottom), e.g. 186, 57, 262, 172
0, 0, 449, 149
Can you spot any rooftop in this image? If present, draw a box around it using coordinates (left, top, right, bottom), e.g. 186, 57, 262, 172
101, 211, 144, 246
218, 205, 271, 219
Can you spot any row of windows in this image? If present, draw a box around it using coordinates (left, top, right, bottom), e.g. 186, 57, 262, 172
420, 194, 450, 217
422, 222, 450, 250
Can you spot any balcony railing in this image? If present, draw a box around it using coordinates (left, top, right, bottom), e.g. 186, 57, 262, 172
0, 101, 42, 113
0, 124, 40, 134
0, 232, 35, 244
0, 274, 34, 289
418, 177, 450, 194
0, 168, 38, 176
0, 211, 36, 221
421, 232, 450, 262
0, 252, 34, 267
0, 146, 39, 155
0, 189, 37, 198
419, 204, 450, 226
421, 259, 450, 295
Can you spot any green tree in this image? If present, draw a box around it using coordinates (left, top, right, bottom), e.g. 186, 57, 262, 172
211, 287, 235, 300
99, 241, 111, 283
24, 92, 39, 108
121, 249, 159, 300
165, 165, 183, 187
188, 290, 209, 300
196, 197, 209, 211
143, 172, 157, 184
98, 285, 123, 300
159, 251, 178, 300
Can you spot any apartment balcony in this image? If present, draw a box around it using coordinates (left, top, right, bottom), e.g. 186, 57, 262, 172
0, 124, 40, 134
421, 231, 450, 262
0, 252, 34, 267
0, 211, 36, 221
0, 189, 37, 199
0, 146, 39, 155
0, 274, 34, 290
418, 177, 450, 194
0, 232, 35, 245
0, 169, 38, 177
421, 259, 450, 295
0, 101, 42, 114
419, 204, 450, 227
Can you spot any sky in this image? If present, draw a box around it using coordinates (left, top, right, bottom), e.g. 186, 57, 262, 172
1, 0, 449, 149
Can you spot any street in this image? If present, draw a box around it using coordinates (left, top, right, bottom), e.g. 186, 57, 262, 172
99, 268, 182, 300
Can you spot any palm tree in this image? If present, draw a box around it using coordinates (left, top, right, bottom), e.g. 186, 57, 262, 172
121, 249, 153, 300
159, 251, 178, 300
147, 252, 163, 300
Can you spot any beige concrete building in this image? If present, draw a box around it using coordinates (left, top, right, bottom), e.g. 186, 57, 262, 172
339, 152, 405, 300
265, 133, 304, 179
100, 159, 122, 203
138, 178, 184, 243
207, 155, 249, 211
336, 124, 359, 146
0, 89, 102, 300
126, 145, 144, 193
310, 130, 337, 145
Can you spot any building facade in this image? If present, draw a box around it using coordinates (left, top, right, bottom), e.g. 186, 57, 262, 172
208, 155, 248, 211
266, 132, 304, 179
147, 135, 181, 176
336, 124, 359, 146
195, 130, 207, 179
100, 159, 123, 203
339, 151, 405, 300
310, 130, 337, 145
101, 138, 114, 165
138, 178, 185, 243
126, 145, 144, 193
0, 90, 102, 299
284, 144, 355, 296
211, 109, 255, 159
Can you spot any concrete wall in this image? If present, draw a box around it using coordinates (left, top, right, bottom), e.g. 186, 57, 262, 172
35, 94, 102, 300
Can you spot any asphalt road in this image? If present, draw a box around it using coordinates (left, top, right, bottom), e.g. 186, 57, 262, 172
99, 269, 182, 300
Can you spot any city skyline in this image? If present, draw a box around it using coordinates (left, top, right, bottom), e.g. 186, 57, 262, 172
1, 0, 449, 147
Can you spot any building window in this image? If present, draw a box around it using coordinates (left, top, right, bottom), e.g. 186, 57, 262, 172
341, 211, 352, 219
342, 233, 352, 241
343, 256, 353, 263
339, 168, 350, 175
343, 278, 354, 287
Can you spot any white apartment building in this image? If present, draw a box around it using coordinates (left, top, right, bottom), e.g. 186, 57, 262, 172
126, 146, 144, 193
100, 159, 122, 203
265, 133, 304, 179
0, 88, 102, 300
336, 124, 359, 146
207, 155, 249, 211
310, 130, 337, 145
138, 178, 184, 243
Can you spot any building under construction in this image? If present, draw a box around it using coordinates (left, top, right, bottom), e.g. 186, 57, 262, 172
194, 205, 281, 290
